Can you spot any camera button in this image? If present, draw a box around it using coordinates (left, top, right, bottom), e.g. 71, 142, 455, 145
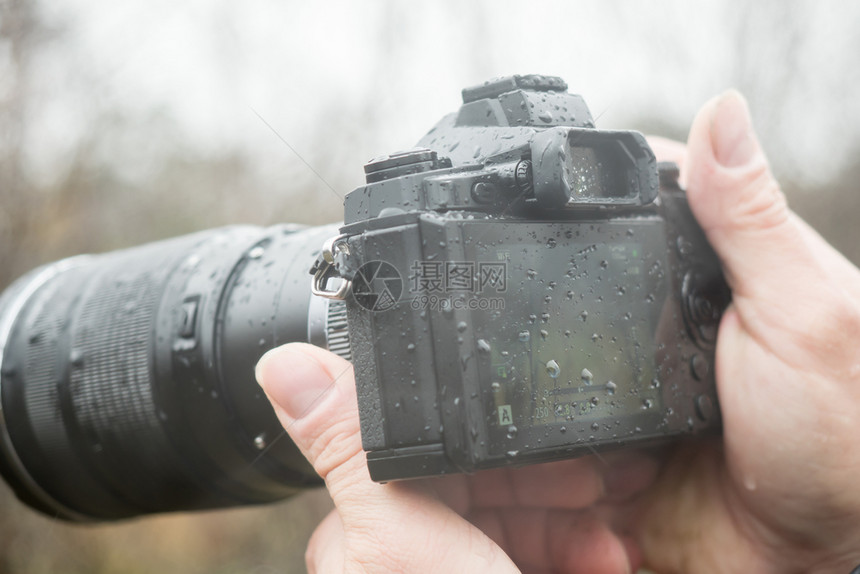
695, 394, 715, 421
676, 235, 694, 259
690, 353, 709, 381
681, 269, 726, 347
179, 297, 199, 338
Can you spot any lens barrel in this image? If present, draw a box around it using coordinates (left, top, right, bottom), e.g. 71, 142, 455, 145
0, 223, 345, 521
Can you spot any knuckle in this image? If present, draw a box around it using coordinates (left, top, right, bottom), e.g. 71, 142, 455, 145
304, 416, 364, 481
306, 511, 344, 573
345, 522, 410, 574
727, 167, 790, 232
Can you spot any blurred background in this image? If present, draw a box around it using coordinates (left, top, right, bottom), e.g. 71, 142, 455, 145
0, 0, 858, 572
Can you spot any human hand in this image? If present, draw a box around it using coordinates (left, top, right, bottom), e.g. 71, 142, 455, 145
255, 343, 658, 573
638, 92, 860, 572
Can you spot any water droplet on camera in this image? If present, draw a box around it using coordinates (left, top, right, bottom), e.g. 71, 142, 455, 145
254, 433, 267, 450
477, 339, 491, 353
545, 359, 560, 378
70, 349, 85, 367
581, 368, 593, 384
518, 330, 530, 342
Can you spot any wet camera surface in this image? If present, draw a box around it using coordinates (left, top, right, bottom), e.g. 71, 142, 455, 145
314, 75, 730, 481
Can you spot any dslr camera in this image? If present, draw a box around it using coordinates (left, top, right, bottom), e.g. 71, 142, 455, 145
0, 74, 728, 521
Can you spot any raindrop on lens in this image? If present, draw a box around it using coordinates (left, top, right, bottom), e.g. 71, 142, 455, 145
581, 368, 593, 384
545, 359, 560, 378
518, 330, 530, 342
70, 349, 84, 367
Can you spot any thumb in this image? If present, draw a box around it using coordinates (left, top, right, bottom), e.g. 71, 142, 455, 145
685, 90, 860, 374
254, 343, 366, 504
685, 90, 798, 297
255, 343, 519, 572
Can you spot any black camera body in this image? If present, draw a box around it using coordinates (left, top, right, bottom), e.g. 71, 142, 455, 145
313, 75, 729, 481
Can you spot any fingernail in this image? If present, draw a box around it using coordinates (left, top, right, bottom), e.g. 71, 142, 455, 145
255, 345, 334, 420
710, 89, 758, 168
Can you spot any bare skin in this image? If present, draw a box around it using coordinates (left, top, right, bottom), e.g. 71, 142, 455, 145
635, 93, 860, 573
256, 342, 655, 573
255, 91, 860, 573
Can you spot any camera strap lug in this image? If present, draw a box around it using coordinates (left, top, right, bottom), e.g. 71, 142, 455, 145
310, 235, 352, 300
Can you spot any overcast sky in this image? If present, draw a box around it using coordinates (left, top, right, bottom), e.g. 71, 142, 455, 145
19, 0, 860, 196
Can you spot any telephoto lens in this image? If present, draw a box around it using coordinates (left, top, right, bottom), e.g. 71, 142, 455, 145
0, 223, 349, 521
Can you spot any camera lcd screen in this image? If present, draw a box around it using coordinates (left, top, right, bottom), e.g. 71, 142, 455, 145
461, 219, 670, 460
